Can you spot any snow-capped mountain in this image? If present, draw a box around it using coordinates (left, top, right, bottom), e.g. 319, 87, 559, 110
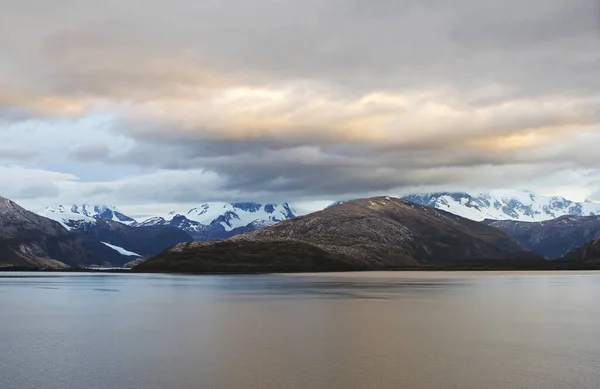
138, 202, 297, 240
71, 204, 136, 224
0, 196, 135, 268
185, 202, 295, 231
38, 204, 136, 230
403, 190, 600, 222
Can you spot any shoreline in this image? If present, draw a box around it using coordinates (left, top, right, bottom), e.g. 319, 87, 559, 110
3, 260, 600, 274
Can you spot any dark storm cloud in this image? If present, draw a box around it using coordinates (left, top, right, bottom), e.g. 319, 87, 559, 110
95, 130, 600, 201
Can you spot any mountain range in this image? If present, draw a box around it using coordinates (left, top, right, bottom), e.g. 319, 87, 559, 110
403, 190, 600, 222
39, 202, 296, 240
39, 204, 136, 227
134, 197, 544, 273
37, 191, 600, 241
136, 202, 297, 240
3, 190, 600, 271
0, 200, 298, 269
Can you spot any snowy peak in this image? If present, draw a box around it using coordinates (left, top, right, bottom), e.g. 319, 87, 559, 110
192, 202, 295, 231
403, 190, 600, 222
139, 201, 297, 239
38, 204, 136, 230
38, 208, 96, 230
68, 204, 136, 224
159, 202, 296, 231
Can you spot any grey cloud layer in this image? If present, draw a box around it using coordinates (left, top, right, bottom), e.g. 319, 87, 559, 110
2, 0, 598, 97
90, 130, 600, 201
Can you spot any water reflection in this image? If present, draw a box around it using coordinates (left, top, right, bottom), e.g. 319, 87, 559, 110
1, 271, 600, 389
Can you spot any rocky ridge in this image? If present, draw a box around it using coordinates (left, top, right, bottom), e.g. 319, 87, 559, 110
135, 197, 541, 273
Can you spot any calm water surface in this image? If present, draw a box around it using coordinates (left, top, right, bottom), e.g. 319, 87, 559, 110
1, 271, 600, 389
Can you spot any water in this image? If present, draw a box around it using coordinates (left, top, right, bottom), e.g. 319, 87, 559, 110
1, 271, 600, 389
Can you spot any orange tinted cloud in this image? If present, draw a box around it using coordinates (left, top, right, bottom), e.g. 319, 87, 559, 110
0, 90, 92, 117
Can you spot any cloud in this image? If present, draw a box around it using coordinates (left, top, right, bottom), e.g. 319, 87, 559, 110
0, 166, 76, 202
3, 165, 263, 217
591, 187, 600, 202
116, 86, 599, 147
3, 0, 599, 103
14, 182, 60, 199
88, 127, 600, 202
68, 143, 111, 161
1, 0, 600, 208
0, 147, 40, 162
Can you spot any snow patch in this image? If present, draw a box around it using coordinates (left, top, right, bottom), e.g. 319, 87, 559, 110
101, 242, 141, 257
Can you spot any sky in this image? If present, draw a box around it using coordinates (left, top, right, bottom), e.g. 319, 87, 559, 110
1, 0, 600, 218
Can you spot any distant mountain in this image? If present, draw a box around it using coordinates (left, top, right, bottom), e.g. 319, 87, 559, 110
403, 190, 600, 222
134, 197, 542, 274
484, 215, 600, 259
0, 197, 132, 269
70, 218, 193, 258
137, 202, 296, 240
562, 238, 600, 265
39, 204, 136, 228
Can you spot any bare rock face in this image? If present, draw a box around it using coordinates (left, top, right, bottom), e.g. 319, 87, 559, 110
0, 196, 129, 269
485, 215, 600, 259
135, 197, 541, 273
0, 197, 66, 240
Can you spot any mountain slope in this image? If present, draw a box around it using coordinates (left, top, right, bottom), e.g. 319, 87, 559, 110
134, 197, 542, 273
71, 219, 193, 257
137, 202, 296, 240
562, 238, 600, 265
0, 197, 131, 268
484, 215, 600, 259
403, 190, 600, 222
